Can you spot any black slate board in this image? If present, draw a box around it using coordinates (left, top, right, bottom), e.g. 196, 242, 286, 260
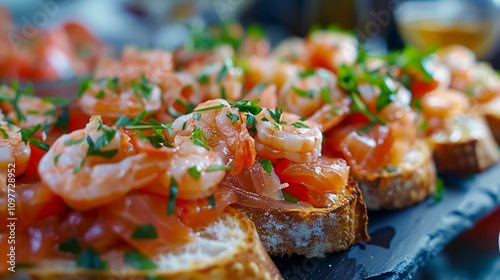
272, 164, 500, 280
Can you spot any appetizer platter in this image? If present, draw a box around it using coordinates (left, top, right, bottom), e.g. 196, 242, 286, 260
1, 12, 500, 279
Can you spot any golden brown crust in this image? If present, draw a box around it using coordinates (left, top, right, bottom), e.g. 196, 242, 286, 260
485, 113, 500, 145
354, 140, 437, 210
235, 180, 369, 257
16, 208, 282, 280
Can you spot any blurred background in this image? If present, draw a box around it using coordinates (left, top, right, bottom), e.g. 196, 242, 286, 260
1, 0, 499, 278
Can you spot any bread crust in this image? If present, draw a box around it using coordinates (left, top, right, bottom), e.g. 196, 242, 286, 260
485, 113, 500, 145
354, 140, 437, 210
14, 208, 282, 280
235, 180, 369, 257
432, 116, 499, 175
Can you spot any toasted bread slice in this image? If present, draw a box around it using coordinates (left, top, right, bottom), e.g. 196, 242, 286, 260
235, 179, 369, 257
353, 140, 437, 210
13, 208, 282, 280
485, 113, 500, 144
431, 114, 499, 174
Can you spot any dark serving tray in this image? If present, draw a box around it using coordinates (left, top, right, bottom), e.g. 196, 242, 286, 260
272, 164, 500, 280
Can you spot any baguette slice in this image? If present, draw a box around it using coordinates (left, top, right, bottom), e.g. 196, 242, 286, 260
431, 114, 499, 175
235, 179, 369, 257
353, 140, 437, 210
482, 99, 500, 144
13, 208, 282, 280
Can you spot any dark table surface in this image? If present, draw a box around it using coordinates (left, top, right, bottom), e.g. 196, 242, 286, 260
272, 164, 500, 280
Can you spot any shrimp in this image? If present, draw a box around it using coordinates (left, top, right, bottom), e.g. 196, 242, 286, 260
308, 30, 358, 72
160, 135, 226, 200
436, 45, 476, 75
243, 83, 278, 109
0, 85, 57, 129
0, 121, 30, 178
186, 59, 243, 101
280, 67, 343, 118
243, 56, 299, 91
271, 37, 311, 66
38, 116, 168, 210
78, 77, 162, 119
254, 110, 322, 163
169, 99, 256, 175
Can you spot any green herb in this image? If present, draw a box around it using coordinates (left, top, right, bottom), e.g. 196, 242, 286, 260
26, 110, 40, 115
124, 250, 157, 270
232, 99, 262, 115
258, 158, 272, 175
0, 83, 25, 121
188, 166, 201, 179
246, 24, 265, 38
291, 122, 309, 128
132, 224, 158, 239
182, 121, 187, 130
168, 177, 178, 215
55, 107, 69, 133
208, 195, 216, 208
175, 99, 196, 115
64, 138, 85, 146
197, 74, 210, 84
385, 167, 400, 173
115, 110, 147, 127
194, 104, 226, 112
59, 237, 81, 254
358, 122, 376, 135
217, 58, 233, 83
23, 82, 34, 96
73, 159, 85, 174
108, 77, 118, 90
18, 124, 50, 151
298, 69, 315, 78
220, 86, 227, 99
95, 90, 105, 99
53, 153, 61, 165
320, 87, 332, 104
226, 112, 240, 124
332, 107, 340, 114
0, 127, 8, 139
292, 86, 315, 98
419, 119, 428, 132
351, 94, 386, 125
434, 177, 444, 203
76, 246, 107, 269
78, 78, 92, 97
267, 102, 284, 124
206, 165, 232, 172
41, 97, 68, 104
282, 190, 300, 203
245, 113, 258, 135
86, 131, 118, 159
193, 113, 201, 121
190, 127, 210, 151
251, 83, 267, 95
299, 117, 307, 121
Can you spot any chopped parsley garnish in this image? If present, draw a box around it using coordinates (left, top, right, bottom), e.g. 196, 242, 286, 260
385, 167, 400, 173
298, 69, 315, 78
55, 107, 70, 133
86, 128, 118, 159
41, 97, 68, 104
190, 127, 210, 151
206, 165, 232, 172
208, 195, 216, 208
59, 237, 81, 254
351, 94, 386, 125
419, 119, 428, 132
123, 118, 174, 149
258, 158, 273, 175
357, 122, 376, 135
216, 58, 233, 83
193, 113, 201, 121
292, 86, 315, 99
95, 90, 105, 99
194, 104, 226, 112
77, 78, 92, 98
320, 87, 332, 104
282, 190, 300, 203
167, 177, 178, 215
434, 177, 444, 203
124, 250, 157, 270
132, 224, 158, 239
76, 246, 107, 269
197, 74, 210, 84
251, 83, 267, 95
19, 124, 50, 151
64, 138, 85, 146
115, 110, 147, 127
188, 166, 201, 179
245, 113, 258, 135
232, 99, 262, 115
0, 82, 25, 121
0, 127, 8, 139
108, 77, 118, 90
220, 86, 227, 99
226, 112, 240, 124
53, 153, 61, 165
291, 122, 309, 128
73, 159, 85, 174
267, 102, 284, 124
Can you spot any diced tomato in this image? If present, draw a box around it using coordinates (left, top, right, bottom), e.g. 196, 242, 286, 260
101, 193, 194, 257
68, 108, 91, 132
410, 71, 439, 98
176, 188, 236, 228
0, 181, 66, 231
24, 143, 47, 179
